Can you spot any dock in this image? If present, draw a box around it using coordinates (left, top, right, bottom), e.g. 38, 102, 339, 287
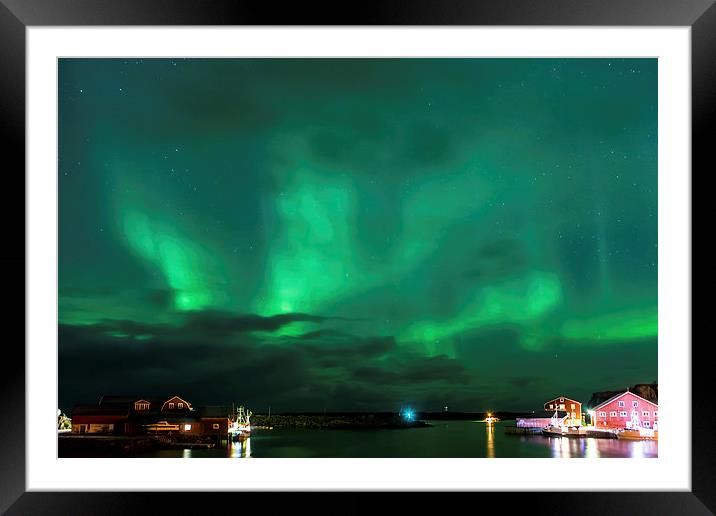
542, 427, 588, 438
504, 426, 543, 436
584, 428, 618, 439
504, 426, 619, 439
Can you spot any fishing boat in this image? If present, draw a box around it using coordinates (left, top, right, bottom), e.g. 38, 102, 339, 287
541, 407, 585, 437
616, 410, 658, 440
617, 429, 658, 440
542, 425, 586, 438
483, 412, 500, 424
143, 420, 180, 432
229, 405, 252, 439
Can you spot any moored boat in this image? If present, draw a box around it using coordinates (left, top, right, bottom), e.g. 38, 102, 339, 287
482, 412, 500, 424
229, 405, 252, 439
143, 420, 180, 432
616, 407, 658, 440
542, 425, 587, 438
617, 429, 658, 441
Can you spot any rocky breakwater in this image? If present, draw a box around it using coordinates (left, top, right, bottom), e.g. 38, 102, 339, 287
250, 413, 431, 430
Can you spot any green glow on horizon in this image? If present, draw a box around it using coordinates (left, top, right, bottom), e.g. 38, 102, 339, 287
560, 308, 658, 341
401, 271, 563, 356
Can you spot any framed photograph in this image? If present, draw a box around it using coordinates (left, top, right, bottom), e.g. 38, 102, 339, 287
3, 0, 708, 513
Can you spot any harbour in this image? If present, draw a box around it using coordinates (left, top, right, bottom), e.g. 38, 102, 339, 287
122, 420, 657, 459
59, 385, 659, 458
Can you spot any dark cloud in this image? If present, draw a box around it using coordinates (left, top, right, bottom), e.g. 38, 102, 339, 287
181, 310, 335, 336
62, 310, 351, 342
508, 376, 541, 389
297, 335, 395, 360
58, 313, 471, 413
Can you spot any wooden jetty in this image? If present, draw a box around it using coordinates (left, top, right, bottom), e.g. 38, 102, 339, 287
542, 426, 587, 438
584, 428, 618, 439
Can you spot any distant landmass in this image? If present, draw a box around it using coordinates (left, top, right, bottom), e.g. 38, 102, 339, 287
587, 383, 658, 408
249, 411, 533, 429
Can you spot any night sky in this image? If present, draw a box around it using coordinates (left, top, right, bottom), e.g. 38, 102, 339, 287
58, 58, 657, 413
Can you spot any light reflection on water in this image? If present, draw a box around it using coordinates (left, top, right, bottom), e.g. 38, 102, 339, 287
548, 436, 588, 458
228, 437, 252, 458
486, 424, 495, 458
585, 437, 600, 459
164, 421, 658, 458
544, 434, 656, 458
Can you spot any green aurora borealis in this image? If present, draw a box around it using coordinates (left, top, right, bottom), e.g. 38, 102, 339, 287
59, 58, 657, 412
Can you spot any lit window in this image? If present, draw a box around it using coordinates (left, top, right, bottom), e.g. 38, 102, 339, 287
559, 398, 564, 402
549, 404, 553, 409
599, 411, 606, 417
169, 403, 174, 409
213, 423, 220, 430
178, 403, 184, 409
184, 424, 191, 431
610, 411, 617, 417
620, 411, 627, 417
632, 401, 638, 408
618, 401, 625, 407
644, 421, 651, 427
642, 411, 650, 417
559, 404, 565, 410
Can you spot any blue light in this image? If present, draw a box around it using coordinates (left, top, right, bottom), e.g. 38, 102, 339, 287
403, 409, 414, 421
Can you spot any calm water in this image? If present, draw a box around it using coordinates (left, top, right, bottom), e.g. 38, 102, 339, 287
143, 420, 658, 458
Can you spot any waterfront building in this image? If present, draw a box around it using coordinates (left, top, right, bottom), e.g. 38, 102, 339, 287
71, 403, 130, 434
199, 406, 231, 436
71, 394, 230, 436
589, 390, 658, 430
543, 396, 583, 427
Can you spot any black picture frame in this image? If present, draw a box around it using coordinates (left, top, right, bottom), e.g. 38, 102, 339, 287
1, 1, 707, 514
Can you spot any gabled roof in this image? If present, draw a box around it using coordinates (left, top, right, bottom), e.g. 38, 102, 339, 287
591, 390, 658, 411
161, 395, 192, 411
544, 396, 581, 406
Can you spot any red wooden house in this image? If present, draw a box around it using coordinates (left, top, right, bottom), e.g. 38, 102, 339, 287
590, 390, 658, 430
543, 396, 582, 427
71, 394, 230, 436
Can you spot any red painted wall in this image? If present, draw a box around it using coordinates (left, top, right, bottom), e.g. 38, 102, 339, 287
592, 392, 658, 429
